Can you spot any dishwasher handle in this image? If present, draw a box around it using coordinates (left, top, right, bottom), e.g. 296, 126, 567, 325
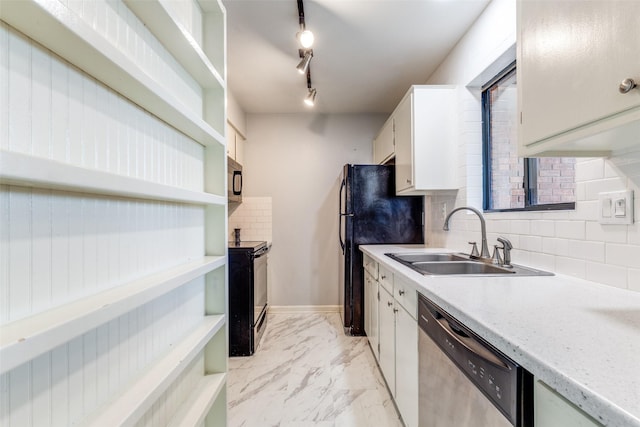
435, 315, 509, 370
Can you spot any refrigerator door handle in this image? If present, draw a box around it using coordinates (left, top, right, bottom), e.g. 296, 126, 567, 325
339, 178, 348, 252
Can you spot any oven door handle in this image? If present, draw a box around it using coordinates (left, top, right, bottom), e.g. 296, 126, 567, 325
254, 247, 269, 258
432, 311, 509, 370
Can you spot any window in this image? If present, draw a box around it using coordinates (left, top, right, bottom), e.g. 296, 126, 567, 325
482, 62, 576, 212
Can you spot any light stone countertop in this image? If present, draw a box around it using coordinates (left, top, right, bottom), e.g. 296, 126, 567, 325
360, 244, 640, 427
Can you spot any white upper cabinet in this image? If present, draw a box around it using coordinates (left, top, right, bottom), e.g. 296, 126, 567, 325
517, 0, 640, 157
373, 116, 395, 164
393, 86, 459, 195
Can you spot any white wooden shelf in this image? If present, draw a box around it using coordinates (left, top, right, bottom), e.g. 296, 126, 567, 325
123, 0, 224, 90
168, 373, 226, 427
0, 0, 225, 148
0, 150, 226, 206
0, 256, 225, 374
80, 315, 225, 427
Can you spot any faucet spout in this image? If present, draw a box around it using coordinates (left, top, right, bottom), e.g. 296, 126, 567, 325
443, 206, 490, 259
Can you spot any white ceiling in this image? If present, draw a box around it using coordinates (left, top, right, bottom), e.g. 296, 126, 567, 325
223, 0, 490, 114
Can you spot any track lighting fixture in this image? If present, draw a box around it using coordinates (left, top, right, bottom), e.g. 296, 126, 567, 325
296, 0, 317, 107
296, 50, 312, 74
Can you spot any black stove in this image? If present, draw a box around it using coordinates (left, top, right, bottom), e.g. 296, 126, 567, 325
228, 240, 269, 356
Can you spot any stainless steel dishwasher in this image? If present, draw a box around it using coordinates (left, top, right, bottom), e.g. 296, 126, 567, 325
418, 294, 533, 427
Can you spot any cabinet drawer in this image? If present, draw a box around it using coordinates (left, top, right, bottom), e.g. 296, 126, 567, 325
363, 254, 378, 280
394, 277, 417, 320
379, 264, 393, 294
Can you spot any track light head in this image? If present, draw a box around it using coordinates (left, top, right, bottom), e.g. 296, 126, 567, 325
298, 29, 314, 48
296, 50, 313, 74
304, 88, 317, 107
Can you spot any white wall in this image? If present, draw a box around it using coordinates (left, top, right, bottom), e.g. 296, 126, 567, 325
242, 113, 386, 307
424, 0, 640, 292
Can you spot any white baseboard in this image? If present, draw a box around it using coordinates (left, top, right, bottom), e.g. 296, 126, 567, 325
268, 305, 341, 314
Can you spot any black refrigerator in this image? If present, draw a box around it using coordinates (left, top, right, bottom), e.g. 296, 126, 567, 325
339, 164, 424, 336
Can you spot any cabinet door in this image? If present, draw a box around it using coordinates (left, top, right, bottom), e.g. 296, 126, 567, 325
369, 278, 379, 362
374, 117, 394, 164
226, 122, 236, 159
518, 0, 640, 155
235, 132, 245, 165
534, 380, 602, 427
364, 271, 372, 339
394, 93, 413, 193
378, 286, 396, 396
395, 305, 418, 427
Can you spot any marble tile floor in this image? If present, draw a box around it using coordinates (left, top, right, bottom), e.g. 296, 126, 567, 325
228, 312, 404, 427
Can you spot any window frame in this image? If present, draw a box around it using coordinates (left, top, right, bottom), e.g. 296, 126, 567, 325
481, 62, 575, 213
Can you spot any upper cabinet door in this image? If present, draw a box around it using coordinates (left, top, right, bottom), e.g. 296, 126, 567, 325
518, 0, 640, 157
373, 117, 395, 165
394, 94, 414, 193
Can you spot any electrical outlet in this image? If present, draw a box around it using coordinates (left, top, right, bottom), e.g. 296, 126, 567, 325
598, 190, 634, 224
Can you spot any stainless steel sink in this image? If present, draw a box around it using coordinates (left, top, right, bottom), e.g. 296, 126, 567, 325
387, 253, 468, 263
412, 261, 514, 275
384, 252, 554, 277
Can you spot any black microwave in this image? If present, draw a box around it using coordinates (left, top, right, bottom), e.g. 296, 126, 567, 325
228, 157, 242, 203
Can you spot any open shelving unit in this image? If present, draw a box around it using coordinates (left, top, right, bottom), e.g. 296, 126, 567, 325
1, 0, 229, 425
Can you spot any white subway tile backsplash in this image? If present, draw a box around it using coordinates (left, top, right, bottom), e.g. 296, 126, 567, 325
575, 158, 604, 182
585, 262, 628, 289
542, 237, 569, 257
228, 197, 273, 243
605, 243, 640, 268
530, 220, 555, 237
555, 257, 586, 279
555, 220, 586, 240
567, 239, 605, 263
584, 177, 627, 200
569, 201, 598, 221
528, 252, 555, 271
629, 269, 640, 292
585, 222, 628, 244
520, 235, 543, 252
576, 182, 587, 201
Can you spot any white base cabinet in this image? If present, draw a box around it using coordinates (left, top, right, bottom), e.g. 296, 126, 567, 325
534, 380, 603, 427
379, 285, 397, 395
363, 256, 418, 427
517, 0, 640, 157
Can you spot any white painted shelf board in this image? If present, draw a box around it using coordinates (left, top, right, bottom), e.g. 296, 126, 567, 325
0, 256, 225, 374
167, 373, 226, 427
80, 315, 225, 427
0, 150, 225, 206
123, 0, 225, 89
0, 0, 225, 148
197, 0, 226, 14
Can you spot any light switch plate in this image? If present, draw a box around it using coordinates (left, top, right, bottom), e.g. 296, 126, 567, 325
598, 190, 634, 224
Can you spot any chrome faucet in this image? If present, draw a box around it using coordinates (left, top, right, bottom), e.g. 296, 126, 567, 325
443, 206, 490, 259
